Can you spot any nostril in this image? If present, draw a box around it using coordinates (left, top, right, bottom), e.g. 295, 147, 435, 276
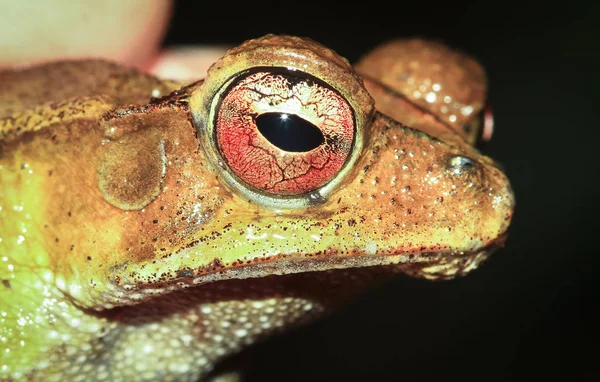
447, 155, 477, 175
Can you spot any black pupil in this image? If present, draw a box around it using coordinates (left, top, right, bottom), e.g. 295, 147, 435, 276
256, 112, 324, 152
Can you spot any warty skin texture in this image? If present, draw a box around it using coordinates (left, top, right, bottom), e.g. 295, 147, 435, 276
0, 35, 514, 381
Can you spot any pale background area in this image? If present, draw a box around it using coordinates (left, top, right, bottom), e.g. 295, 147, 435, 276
0, 0, 228, 81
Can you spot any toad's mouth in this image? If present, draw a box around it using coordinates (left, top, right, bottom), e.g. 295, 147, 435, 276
112, 232, 508, 303
188, 232, 508, 283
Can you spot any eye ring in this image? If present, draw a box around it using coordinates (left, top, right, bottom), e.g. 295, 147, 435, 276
189, 35, 375, 209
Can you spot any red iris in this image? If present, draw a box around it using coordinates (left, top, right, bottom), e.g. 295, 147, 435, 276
215, 71, 355, 195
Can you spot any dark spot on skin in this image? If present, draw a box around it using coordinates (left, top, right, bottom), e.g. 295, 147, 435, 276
70, 245, 75, 251
48, 170, 53, 176
176, 268, 194, 278
87, 256, 92, 261
153, 220, 159, 224
2, 280, 11, 289
348, 218, 357, 227
68, 211, 72, 217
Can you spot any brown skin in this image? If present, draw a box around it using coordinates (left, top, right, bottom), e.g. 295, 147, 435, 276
0, 35, 514, 381
356, 39, 490, 146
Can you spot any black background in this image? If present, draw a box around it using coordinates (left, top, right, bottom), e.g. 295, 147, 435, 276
163, 1, 598, 380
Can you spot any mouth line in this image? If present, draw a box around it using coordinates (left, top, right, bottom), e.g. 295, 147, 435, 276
111, 232, 508, 304
193, 233, 507, 282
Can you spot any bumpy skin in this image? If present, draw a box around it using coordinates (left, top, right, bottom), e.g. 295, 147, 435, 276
355, 39, 488, 147
0, 35, 514, 381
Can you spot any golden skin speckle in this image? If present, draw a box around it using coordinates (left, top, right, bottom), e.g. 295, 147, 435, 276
0, 35, 514, 381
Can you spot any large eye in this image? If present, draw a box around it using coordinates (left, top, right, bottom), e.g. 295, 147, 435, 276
215, 70, 355, 195
189, 35, 375, 208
